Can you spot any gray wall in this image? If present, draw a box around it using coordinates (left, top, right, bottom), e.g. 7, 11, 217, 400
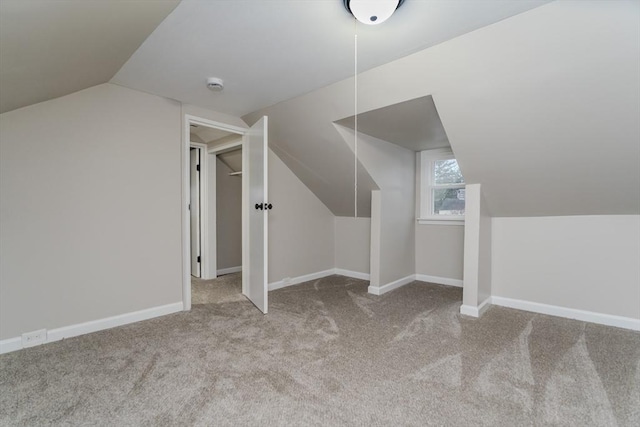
462, 184, 492, 308
415, 225, 464, 280
339, 128, 415, 287
0, 83, 183, 340
246, 1, 639, 218
335, 217, 371, 275
492, 215, 640, 319
268, 150, 335, 282
216, 157, 242, 271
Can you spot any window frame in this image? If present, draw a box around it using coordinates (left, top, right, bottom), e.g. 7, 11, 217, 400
418, 148, 465, 225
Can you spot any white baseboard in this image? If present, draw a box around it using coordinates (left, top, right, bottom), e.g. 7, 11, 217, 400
0, 337, 22, 354
491, 296, 640, 331
414, 274, 463, 288
460, 297, 491, 318
368, 275, 415, 296
334, 268, 370, 281
0, 302, 183, 355
217, 266, 242, 276
269, 269, 335, 291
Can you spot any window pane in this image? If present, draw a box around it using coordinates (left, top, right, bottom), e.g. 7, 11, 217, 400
433, 188, 465, 215
434, 159, 464, 184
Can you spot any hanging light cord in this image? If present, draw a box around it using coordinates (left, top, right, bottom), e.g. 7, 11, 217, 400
354, 25, 358, 218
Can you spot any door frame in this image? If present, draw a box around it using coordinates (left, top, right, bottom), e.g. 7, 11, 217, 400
182, 114, 248, 311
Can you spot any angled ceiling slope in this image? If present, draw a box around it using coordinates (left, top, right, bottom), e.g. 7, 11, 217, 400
247, 1, 640, 218
0, 0, 180, 114
335, 96, 451, 152
112, 0, 550, 118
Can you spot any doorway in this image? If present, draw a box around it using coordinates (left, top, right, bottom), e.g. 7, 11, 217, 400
212, 146, 243, 278
182, 114, 269, 313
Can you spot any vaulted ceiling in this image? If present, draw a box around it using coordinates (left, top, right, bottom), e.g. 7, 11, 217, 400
246, 1, 640, 217
2, 1, 637, 218
0, 0, 550, 116
0, 0, 180, 114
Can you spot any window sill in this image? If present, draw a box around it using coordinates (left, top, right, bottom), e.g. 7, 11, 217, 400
417, 218, 465, 226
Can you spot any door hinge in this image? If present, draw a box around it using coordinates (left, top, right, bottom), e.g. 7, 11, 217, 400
196, 164, 200, 172
197, 256, 201, 263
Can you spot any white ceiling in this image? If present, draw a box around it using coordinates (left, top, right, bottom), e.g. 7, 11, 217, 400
0, 0, 180, 114
247, 1, 640, 217
112, 0, 550, 117
6, 1, 634, 218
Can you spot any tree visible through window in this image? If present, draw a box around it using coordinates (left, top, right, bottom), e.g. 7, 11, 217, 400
433, 159, 465, 215
419, 150, 465, 221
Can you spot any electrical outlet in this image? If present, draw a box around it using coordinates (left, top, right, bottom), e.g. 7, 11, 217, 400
22, 329, 47, 348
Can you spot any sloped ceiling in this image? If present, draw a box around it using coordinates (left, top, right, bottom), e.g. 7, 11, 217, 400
111, 0, 550, 117
335, 96, 450, 152
246, 1, 640, 217
0, 0, 180, 114
3, 1, 636, 218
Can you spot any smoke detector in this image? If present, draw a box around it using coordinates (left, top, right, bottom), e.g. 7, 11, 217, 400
206, 77, 224, 92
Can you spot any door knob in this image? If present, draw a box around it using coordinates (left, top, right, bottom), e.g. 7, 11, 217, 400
255, 203, 264, 210
267, 203, 273, 210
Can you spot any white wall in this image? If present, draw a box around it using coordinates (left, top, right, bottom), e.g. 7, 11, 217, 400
335, 217, 370, 275
268, 150, 335, 282
462, 184, 492, 315
0, 83, 183, 340
415, 225, 464, 280
492, 215, 640, 320
216, 157, 242, 271
340, 129, 415, 287
247, 1, 640, 218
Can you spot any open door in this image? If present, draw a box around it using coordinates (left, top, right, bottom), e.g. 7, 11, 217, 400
244, 117, 268, 313
190, 147, 201, 277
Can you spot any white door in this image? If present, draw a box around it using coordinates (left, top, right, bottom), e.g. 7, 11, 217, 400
244, 117, 268, 313
190, 147, 201, 277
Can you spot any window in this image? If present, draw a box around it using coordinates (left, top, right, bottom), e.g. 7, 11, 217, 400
418, 149, 465, 224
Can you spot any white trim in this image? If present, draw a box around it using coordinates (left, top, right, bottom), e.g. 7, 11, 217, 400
460, 297, 491, 317
186, 115, 248, 135
208, 151, 217, 279
491, 296, 640, 331
269, 269, 335, 291
415, 274, 463, 288
208, 140, 242, 155
417, 219, 464, 226
217, 266, 242, 276
368, 275, 415, 296
0, 337, 22, 354
262, 117, 269, 313
335, 268, 370, 280
0, 302, 183, 355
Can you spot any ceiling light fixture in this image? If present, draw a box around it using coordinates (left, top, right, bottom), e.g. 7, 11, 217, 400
343, 0, 405, 25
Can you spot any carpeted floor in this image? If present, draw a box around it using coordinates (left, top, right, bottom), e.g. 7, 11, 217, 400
1, 274, 639, 426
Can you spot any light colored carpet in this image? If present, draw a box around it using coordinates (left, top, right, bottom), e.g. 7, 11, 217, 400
192, 272, 244, 305
1, 275, 639, 426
